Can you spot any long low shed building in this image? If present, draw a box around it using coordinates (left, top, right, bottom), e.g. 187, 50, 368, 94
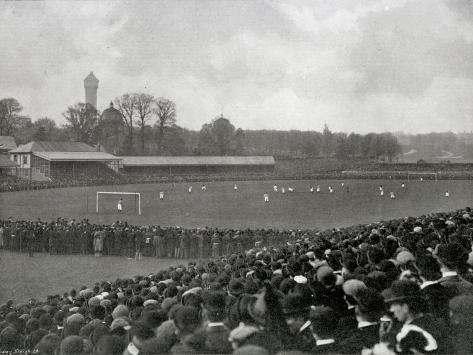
120, 156, 275, 175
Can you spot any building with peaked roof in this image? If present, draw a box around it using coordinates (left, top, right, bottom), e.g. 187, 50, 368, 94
0, 136, 17, 154
9, 141, 120, 181
120, 156, 275, 176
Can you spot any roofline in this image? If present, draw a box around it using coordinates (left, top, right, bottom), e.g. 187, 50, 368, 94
123, 162, 275, 166
120, 156, 275, 167
33, 152, 121, 162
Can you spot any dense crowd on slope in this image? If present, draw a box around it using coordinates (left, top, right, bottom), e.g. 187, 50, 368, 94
2, 165, 472, 193
1, 208, 473, 354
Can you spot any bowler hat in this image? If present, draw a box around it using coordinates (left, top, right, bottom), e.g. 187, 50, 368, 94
383, 280, 422, 304
281, 294, 311, 315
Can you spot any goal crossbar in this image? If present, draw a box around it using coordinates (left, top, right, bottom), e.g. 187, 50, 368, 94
96, 192, 141, 215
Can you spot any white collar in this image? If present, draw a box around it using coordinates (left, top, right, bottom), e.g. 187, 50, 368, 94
396, 323, 438, 352
358, 320, 378, 329
420, 280, 438, 289
442, 271, 458, 278
207, 322, 225, 328
299, 320, 311, 333
316, 338, 335, 346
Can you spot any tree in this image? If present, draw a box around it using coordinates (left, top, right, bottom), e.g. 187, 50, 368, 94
361, 133, 376, 159
32, 118, 58, 141
347, 132, 362, 159
159, 125, 186, 155
197, 123, 217, 155
135, 93, 156, 154
115, 94, 137, 154
34, 117, 57, 132
62, 103, 99, 144
335, 133, 350, 159
0, 98, 23, 135
212, 116, 236, 155
197, 115, 241, 155
322, 123, 334, 157
33, 126, 47, 141
232, 128, 245, 155
383, 133, 402, 162
154, 98, 176, 154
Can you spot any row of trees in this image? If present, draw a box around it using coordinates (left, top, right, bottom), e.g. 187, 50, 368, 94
241, 126, 402, 161
0, 96, 246, 156
1, 96, 403, 160
396, 132, 473, 161
61, 93, 178, 155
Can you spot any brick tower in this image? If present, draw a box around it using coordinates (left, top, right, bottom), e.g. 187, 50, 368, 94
84, 72, 99, 108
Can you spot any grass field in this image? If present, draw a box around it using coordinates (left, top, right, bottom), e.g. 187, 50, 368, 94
0, 251, 190, 304
1, 179, 472, 230
1, 178, 472, 304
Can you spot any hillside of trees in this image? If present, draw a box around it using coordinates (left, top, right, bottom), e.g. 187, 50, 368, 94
395, 132, 473, 163
2, 95, 471, 163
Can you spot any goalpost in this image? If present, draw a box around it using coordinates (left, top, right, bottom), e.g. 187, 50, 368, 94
96, 192, 141, 215
406, 172, 438, 182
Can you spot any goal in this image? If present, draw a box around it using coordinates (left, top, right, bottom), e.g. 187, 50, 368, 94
406, 172, 438, 182
96, 192, 141, 215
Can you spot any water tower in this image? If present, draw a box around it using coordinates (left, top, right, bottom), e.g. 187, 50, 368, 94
84, 72, 99, 108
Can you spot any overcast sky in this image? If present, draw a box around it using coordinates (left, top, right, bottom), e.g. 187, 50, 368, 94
1, 0, 473, 133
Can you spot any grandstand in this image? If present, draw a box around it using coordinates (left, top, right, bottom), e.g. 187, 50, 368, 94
8, 141, 120, 182
120, 155, 275, 177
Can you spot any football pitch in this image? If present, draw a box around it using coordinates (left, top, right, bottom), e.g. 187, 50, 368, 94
1, 179, 472, 230
1, 178, 472, 303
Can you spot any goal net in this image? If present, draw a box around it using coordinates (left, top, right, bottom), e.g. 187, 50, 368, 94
96, 192, 141, 215
406, 172, 438, 181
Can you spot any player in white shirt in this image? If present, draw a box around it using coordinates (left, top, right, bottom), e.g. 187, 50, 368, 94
316, 185, 321, 193
281, 187, 286, 194
401, 183, 405, 188
310, 186, 314, 193
117, 199, 123, 213
201, 184, 206, 191
420, 177, 424, 181
264, 193, 269, 203
159, 191, 164, 200
380, 189, 384, 196
390, 191, 395, 199
341, 182, 345, 187
273, 185, 278, 192
445, 190, 450, 197
188, 186, 192, 194
234, 184, 238, 191
288, 187, 294, 192
328, 186, 333, 193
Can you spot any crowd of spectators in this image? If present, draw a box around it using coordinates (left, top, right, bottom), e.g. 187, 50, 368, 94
0, 219, 287, 259
2, 167, 473, 193
1, 207, 473, 354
